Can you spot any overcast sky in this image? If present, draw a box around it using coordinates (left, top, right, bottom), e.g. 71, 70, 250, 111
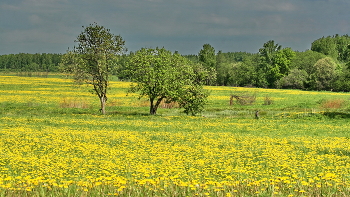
1, 0, 349, 55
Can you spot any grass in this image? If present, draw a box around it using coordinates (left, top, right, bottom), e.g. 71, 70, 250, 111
1, 74, 350, 196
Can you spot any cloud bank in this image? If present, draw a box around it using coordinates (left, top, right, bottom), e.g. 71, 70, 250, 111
1, 0, 349, 54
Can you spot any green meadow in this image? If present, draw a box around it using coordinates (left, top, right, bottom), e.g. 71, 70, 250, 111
1, 74, 350, 196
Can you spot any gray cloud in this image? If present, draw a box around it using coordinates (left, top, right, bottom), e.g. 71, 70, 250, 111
1, 0, 350, 54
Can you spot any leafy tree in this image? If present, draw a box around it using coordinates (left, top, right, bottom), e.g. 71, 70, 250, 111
215, 50, 228, 85
259, 40, 281, 65
334, 35, 350, 62
126, 47, 213, 115
257, 40, 281, 87
60, 23, 126, 114
274, 48, 295, 76
199, 44, 216, 71
257, 41, 295, 88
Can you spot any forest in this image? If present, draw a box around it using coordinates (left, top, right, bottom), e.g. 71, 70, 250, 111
1, 34, 350, 92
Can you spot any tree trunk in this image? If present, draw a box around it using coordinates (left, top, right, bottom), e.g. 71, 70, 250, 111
150, 97, 156, 115
100, 95, 107, 115
149, 97, 164, 115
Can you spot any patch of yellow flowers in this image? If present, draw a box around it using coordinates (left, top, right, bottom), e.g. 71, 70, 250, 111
1, 124, 350, 196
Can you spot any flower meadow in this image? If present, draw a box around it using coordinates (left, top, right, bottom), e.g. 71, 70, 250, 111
1, 75, 350, 196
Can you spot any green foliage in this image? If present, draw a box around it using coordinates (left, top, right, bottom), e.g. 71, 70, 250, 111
333, 65, 350, 92
259, 40, 282, 65
178, 85, 209, 116
126, 48, 188, 115
60, 23, 126, 114
198, 44, 216, 75
311, 34, 350, 62
3, 34, 350, 93
274, 48, 295, 76
215, 51, 256, 86
311, 36, 338, 59
0, 53, 62, 72
309, 57, 339, 90
291, 50, 326, 74
215, 51, 229, 85
257, 40, 282, 87
276, 69, 308, 89
257, 41, 295, 88
227, 62, 254, 87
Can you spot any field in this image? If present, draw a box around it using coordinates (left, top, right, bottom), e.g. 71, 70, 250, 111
1, 75, 350, 196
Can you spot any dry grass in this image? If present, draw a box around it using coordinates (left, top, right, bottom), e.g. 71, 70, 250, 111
230, 93, 256, 105
159, 100, 179, 109
320, 99, 347, 109
134, 99, 179, 108
59, 98, 90, 109
263, 95, 274, 105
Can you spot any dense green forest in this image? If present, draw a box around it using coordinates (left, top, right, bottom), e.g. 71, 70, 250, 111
0, 53, 62, 73
1, 34, 350, 91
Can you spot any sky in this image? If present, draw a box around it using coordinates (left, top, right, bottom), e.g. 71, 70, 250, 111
1, 0, 350, 55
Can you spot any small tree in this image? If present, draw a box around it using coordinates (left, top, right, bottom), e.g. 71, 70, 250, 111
60, 23, 125, 114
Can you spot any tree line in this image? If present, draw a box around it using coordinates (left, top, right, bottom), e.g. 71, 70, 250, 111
210, 35, 350, 92
0, 53, 62, 72
1, 33, 350, 92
